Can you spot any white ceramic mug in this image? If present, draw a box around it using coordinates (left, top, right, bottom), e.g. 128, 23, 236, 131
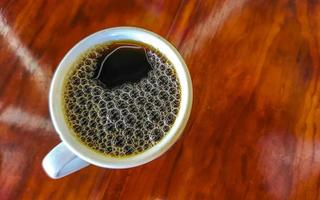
42, 27, 193, 179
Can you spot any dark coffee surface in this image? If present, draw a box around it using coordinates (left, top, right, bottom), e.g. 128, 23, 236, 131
94, 45, 152, 88
63, 41, 181, 157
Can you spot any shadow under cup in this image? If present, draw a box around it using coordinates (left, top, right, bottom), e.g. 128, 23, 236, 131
49, 27, 193, 169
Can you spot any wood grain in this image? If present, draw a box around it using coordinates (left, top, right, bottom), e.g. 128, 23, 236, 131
1, 0, 320, 199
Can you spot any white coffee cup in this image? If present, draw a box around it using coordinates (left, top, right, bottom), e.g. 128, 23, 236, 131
42, 27, 193, 179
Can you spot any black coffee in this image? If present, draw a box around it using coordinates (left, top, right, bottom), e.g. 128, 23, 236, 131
94, 45, 152, 88
63, 41, 181, 157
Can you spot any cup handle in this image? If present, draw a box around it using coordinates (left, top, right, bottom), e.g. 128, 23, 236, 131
42, 142, 90, 179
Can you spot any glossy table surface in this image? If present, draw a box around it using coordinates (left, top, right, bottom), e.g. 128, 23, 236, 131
1, 0, 320, 199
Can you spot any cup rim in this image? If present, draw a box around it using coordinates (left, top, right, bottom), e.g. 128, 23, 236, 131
49, 26, 193, 168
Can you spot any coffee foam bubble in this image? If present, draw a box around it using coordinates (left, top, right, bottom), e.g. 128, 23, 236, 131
63, 46, 181, 157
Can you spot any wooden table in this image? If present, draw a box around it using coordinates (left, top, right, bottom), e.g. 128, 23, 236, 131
1, 0, 320, 199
